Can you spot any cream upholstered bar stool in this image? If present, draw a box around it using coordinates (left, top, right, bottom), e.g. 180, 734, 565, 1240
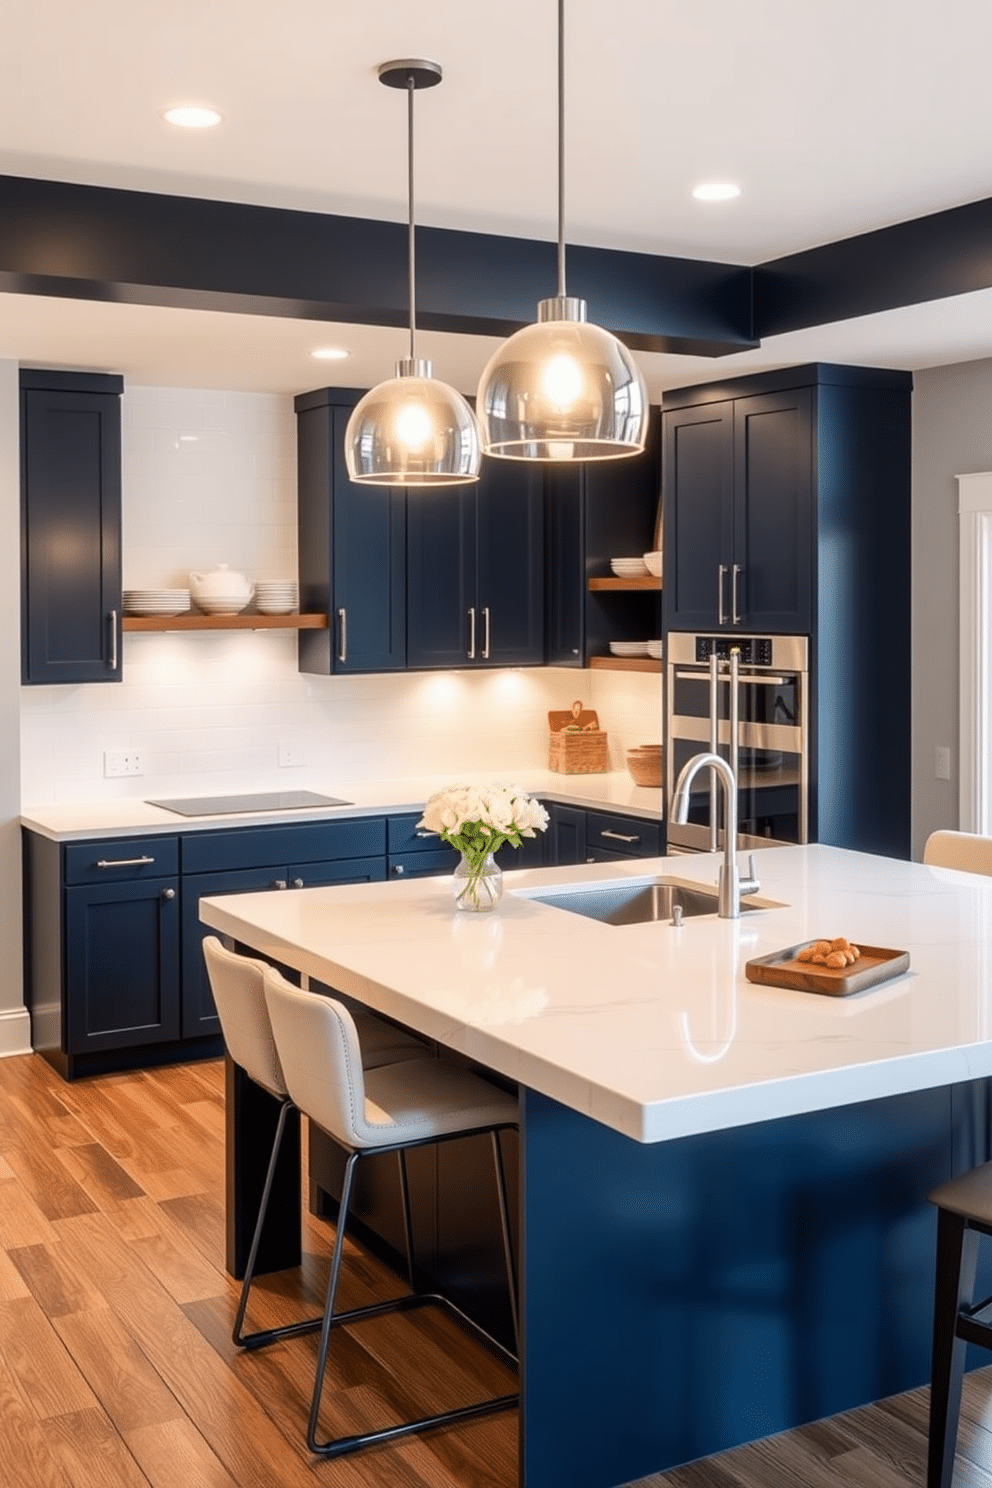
202, 936, 425, 1350
927, 1163, 992, 1488
923, 829, 992, 1485
923, 830, 992, 876
262, 965, 519, 1461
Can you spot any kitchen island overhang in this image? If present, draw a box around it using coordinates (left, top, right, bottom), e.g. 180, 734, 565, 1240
201, 845, 992, 1487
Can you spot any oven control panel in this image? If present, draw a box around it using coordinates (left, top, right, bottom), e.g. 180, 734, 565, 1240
694, 636, 773, 666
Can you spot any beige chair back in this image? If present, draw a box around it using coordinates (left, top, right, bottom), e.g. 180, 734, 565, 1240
264, 968, 390, 1150
923, 830, 992, 877
202, 936, 287, 1099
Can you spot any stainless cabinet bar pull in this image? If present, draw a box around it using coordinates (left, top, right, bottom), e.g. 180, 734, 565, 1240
482, 606, 491, 660
709, 651, 720, 853
109, 610, 118, 671
600, 829, 640, 844
468, 606, 476, 660
729, 648, 740, 789
161, 887, 175, 900
337, 607, 347, 664
732, 564, 742, 625
674, 670, 793, 686
717, 566, 727, 625
96, 855, 155, 868
415, 831, 434, 839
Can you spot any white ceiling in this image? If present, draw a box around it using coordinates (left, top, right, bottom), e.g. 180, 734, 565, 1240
4, 0, 992, 396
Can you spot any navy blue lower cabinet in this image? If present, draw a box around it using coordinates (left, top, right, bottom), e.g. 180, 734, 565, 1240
65, 875, 180, 1053
181, 866, 286, 1039
519, 1083, 967, 1488
183, 855, 387, 1037
546, 803, 588, 864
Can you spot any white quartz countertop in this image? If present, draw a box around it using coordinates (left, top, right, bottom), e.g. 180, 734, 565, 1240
21, 770, 662, 842
199, 843, 992, 1145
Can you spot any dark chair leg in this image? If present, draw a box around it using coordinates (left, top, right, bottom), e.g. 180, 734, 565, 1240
491, 1129, 519, 1355
308, 1149, 360, 1453
233, 1098, 322, 1349
398, 1149, 416, 1290
928, 1208, 980, 1488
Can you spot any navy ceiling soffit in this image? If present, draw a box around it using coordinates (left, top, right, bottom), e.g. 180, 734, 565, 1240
1, 174, 990, 353
0, 174, 752, 358
754, 195, 992, 335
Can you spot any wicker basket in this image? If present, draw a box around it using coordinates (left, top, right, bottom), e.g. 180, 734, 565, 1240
626, 746, 663, 787
548, 703, 609, 775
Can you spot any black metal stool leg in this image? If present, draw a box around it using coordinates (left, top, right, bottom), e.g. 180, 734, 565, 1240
233, 1098, 323, 1349
308, 1150, 360, 1453
929, 1208, 980, 1488
398, 1149, 416, 1290
491, 1129, 519, 1355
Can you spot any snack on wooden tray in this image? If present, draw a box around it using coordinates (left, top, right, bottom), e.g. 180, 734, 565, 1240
796, 938, 862, 968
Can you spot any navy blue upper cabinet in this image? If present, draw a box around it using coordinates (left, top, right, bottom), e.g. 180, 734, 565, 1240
545, 410, 662, 666
21, 370, 124, 685
663, 385, 812, 634
406, 458, 545, 669
296, 388, 407, 674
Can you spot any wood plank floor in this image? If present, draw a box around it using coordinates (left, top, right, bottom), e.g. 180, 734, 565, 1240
2, 1051, 992, 1488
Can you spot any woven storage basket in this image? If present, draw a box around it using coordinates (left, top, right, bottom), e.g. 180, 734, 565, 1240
548, 704, 609, 775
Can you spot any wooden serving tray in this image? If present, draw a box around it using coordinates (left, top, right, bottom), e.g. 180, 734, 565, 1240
745, 942, 911, 998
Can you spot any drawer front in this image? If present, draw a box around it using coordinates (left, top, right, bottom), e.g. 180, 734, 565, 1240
387, 812, 441, 854
180, 816, 386, 874
388, 847, 458, 880
584, 811, 662, 858
64, 836, 179, 885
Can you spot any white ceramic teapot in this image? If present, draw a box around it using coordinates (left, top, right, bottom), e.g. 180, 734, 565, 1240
188, 564, 254, 615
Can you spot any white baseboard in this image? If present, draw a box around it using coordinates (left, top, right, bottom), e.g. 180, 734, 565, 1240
0, 1005, 32, 1058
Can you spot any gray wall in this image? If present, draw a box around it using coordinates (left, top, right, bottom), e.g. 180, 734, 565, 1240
911, 357, 992, 859
0, 359, 28, 1055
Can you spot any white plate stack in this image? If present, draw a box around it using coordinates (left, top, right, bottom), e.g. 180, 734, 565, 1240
123, 588, 191, 616
610, 556, 650, 578
609, 640, 651, 657
254, 580, 299, 615
646, 640, 663, 660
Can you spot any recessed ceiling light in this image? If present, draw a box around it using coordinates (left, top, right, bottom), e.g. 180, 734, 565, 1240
163, 105, 224, 129
310, 346, 351, 361
692, 182, 741, 202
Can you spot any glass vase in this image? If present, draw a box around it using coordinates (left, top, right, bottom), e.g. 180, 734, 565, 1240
452, 850, 503, 913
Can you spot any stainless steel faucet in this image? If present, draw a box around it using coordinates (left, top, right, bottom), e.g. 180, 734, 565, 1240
670, 752, 760, 919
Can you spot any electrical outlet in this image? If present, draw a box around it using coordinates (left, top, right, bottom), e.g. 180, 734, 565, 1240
935, 746, 951, 781
104, 750, 144, 778
278, 740, 306, 768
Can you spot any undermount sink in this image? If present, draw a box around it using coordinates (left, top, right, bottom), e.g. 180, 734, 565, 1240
523, 875, 782, 927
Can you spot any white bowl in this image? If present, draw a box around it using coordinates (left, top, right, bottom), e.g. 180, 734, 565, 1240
646, 640, 663, 659
642, 551, 663, 577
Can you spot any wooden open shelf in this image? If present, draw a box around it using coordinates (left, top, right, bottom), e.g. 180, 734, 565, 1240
587, 576, 662, 592
122, 612, 328, 633
588, 656, 662, 673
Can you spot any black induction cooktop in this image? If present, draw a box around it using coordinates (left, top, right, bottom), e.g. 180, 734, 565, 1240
147, 791, 352, 817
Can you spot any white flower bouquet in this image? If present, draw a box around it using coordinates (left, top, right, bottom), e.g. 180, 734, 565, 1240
417, 783, 550, 909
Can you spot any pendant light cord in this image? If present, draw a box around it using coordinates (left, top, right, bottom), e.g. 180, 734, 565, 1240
407, 72, 417, 362
557, 0, 566, 299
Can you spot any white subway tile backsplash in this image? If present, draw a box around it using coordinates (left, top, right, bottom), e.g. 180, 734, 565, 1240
21, 384, 663, 804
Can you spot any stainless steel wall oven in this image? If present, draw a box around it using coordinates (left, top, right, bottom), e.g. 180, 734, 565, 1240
665, 632, 809, 853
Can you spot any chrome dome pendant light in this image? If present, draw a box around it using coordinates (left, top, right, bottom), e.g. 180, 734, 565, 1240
345, 60, 480, 486
476, 0, 648, 462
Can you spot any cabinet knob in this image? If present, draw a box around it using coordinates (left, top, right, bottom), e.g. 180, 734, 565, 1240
161, 887, 175, 900
393, 864, 405, 875
292, 878, 304, 889
273, 879, 288, 890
